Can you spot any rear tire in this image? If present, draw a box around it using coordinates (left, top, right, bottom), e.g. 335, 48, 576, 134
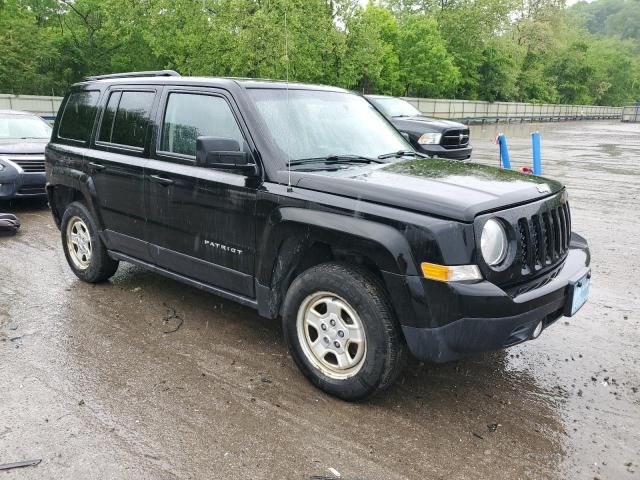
283, 262, 407, 401
61, 201, 118, 283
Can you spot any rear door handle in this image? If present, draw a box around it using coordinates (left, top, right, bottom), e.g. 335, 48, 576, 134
89, 162, 106, 171
149, 174, 175, 186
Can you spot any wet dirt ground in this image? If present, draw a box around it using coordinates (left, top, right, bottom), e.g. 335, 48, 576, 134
0, 120, 638, 479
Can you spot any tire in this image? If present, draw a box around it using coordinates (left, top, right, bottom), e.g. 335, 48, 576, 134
60, 201, 119, 283
283, 262, 407, 401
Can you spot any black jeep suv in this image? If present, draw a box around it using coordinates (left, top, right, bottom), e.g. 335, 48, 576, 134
365, 95, 472, 160
46, 71, 591, 401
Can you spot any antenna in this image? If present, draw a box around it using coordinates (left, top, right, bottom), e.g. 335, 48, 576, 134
285, 11, 293, 193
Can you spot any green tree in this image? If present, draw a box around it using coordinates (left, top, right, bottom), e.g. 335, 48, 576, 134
340, 3, 400, 94
0, 0, 59, 94
397, 15, 459, 97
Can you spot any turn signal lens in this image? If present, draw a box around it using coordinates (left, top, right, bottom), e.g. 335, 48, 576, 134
421, 262, 482, 282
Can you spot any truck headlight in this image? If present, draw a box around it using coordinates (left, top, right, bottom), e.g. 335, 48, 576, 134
481, 218, 508, 267
418, 132, 441, 145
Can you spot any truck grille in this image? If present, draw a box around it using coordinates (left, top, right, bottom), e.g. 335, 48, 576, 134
7, 155, 46, 172
517, 202, 571, 275
441, 128, 470, 149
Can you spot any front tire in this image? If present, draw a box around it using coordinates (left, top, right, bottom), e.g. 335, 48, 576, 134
283, 262, 407, 401
61, 201, 118, 283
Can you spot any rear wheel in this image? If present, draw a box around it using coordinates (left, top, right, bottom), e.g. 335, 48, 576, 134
61, 201, 118, 282
283, 262, 406, 401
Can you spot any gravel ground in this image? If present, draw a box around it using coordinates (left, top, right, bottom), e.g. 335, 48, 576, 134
0, 120, 638, 479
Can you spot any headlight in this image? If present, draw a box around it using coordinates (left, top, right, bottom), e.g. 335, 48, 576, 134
481, 218, 508, 267
418, 132, 441, 145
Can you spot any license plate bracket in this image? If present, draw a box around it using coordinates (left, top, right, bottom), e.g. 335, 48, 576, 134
565, 269, 591, 317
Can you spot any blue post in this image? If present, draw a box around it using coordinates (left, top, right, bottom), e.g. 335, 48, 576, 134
532, 131, 542, 175
498, 133, 511, 169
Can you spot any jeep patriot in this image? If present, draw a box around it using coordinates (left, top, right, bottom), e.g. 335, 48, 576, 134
46, 71, 591, 400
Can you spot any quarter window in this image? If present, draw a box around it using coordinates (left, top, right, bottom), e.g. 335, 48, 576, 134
99, 91, 155, 148
58, 90, 100, 142
160, 93, 244, 157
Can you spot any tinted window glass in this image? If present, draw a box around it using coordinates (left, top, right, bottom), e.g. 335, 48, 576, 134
110, 91, 155, 148
98, 91, 121, 143
161, 93, 243, 156
58, 91, 100, 142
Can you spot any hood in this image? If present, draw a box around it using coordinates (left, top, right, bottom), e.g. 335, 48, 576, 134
390, 116, 466, 133
291, 158, 563, 222
0, 139, 48, 155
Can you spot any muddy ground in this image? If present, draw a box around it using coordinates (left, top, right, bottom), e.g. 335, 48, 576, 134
0, 120, 638, 479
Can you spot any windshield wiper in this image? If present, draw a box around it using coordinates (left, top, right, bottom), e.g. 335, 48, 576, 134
289, 154, 386, 166
378, 150, 419, 160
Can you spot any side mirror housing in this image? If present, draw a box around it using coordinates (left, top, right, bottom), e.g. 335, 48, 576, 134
195, 136, 257, 175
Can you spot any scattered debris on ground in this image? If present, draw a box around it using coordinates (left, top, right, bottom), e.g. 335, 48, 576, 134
0, 459, 41, 471
161, 303, 184, 334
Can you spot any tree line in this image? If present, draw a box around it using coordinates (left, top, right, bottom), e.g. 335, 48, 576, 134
1, 0, 639, 106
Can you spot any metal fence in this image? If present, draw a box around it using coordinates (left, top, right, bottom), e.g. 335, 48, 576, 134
0, 92, 626, 124
0, 94, 63, 120
402, 97, 623, 123
621, 104, 640, 122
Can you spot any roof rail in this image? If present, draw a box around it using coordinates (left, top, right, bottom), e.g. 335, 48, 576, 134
83, 70, 180, 81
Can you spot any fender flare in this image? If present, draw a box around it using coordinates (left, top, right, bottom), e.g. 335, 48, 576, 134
255, 207, 419, 319
47, 167, 103, 230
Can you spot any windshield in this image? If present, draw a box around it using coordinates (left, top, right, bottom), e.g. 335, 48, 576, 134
373, 97, 422, 118
248, 89, 411, 163
0, 114, 52, 140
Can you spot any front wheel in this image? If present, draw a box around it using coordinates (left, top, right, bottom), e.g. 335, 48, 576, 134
283, 262, 407, 401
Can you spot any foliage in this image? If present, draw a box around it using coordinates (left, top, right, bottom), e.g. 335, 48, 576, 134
0, 0, 638, 105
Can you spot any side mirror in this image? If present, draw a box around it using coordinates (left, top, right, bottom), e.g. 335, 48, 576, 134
195, 136, 257, 174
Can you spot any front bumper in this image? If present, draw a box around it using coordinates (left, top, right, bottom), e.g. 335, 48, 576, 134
418, 144, 472, 160
0, 166, 46, 198
396, 233, 590, 363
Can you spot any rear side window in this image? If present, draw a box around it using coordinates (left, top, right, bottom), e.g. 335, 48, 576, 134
99, 91, 155, 148
58, 91, 100, 142
160, 93, 243, 157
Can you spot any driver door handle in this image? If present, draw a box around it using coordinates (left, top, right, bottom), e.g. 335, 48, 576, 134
149, 174, 175, 186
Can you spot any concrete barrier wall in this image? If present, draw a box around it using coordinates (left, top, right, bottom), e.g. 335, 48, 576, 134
621, 104, 640, 122
402, 97, 623, 122
0, 94, 63, 119
1, 92, 624, 123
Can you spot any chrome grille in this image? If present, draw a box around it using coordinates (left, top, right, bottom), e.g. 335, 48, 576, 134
441, 128, 470, 149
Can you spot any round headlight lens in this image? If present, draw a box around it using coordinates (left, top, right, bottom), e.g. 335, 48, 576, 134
481, 219, 508, 267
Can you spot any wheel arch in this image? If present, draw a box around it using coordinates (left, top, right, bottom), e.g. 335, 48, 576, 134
255, 207, 419, 321
47, 174, 101, 230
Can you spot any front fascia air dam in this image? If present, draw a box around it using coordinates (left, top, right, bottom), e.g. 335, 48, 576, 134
401, 232, 589, 362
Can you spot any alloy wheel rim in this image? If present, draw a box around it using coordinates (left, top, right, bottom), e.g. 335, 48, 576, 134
66, 216, 92, 270
296, 292, 367, 379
